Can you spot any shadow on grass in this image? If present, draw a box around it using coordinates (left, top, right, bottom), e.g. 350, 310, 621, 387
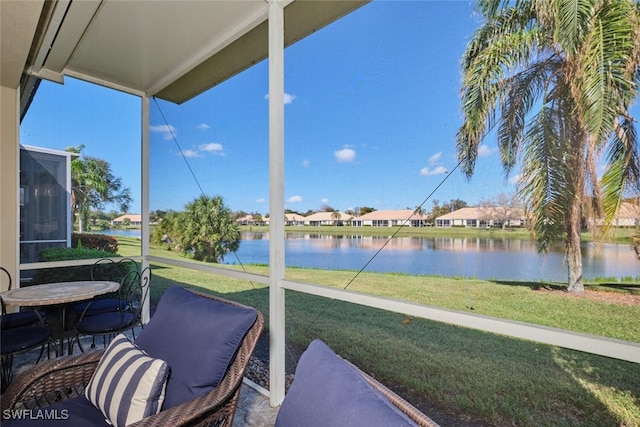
491, 279, 640, 295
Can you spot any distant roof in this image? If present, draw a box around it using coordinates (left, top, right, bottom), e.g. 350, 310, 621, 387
112, 214, 142, 222
437, 207, 524, 221
285, 213, 306, 221
616, 202, 640, 219
20, 144, 79, 159
305, 211, 353, 221
356, 209, 425, 220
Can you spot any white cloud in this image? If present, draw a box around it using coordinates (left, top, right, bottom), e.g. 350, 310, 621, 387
420, 166, 448, 176
428, 152, 442, 165
177, 143, 224, 158
199, 142, 224, 155
321, 198, 329, 204
264, 92, 297, 105
256, 198, 266, 203
182, 148, 201, 158
288, 195, 303, 203
302, 160, 310, 167
150, 124, 176, 140
478, 144, 497, 157
196, 123, 210, 130
508, 174, 521, 185
334, 147, 356, 163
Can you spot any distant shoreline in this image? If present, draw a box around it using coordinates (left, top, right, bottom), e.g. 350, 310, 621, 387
239, 224, 635, 244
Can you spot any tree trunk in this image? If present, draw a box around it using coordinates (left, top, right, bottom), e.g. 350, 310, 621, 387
566, 194, 584, 293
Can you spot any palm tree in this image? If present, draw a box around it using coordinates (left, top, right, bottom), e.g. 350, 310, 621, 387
68, 145, 132, 233
457, 0, 640, 292
331, 210, 341, 225
178, 195, 240, 263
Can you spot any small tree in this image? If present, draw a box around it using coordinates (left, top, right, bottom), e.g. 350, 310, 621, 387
177, 195, 240, 263
68, 145, 132, 232
479, 193, 524, 229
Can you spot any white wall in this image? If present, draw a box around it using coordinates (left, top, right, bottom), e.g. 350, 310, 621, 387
0, 85, 19, 290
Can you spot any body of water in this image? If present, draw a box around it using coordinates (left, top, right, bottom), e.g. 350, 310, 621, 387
93, 229, 142, 238
230, 232, 639, 282
97, 229, 638, 282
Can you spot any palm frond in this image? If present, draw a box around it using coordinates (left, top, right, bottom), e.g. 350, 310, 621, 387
458, 3, 545, 177
519, 106, 569, 251
497, 57, 557, 174
600, 115, 640, 234
578, 0, 638, 144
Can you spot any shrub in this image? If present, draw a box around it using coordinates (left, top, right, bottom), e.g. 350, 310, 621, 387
31, 246, 119, 285
72, 233, 118, 253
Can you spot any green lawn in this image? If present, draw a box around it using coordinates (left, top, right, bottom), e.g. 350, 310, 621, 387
117, 236, 640, 426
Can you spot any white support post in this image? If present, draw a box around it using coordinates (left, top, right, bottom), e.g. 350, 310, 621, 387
268, 0, 286, 407
141, 95, 151, 324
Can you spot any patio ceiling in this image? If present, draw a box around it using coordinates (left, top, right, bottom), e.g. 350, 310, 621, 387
1, 0, 368, 115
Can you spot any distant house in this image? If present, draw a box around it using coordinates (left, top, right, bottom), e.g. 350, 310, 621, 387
237, 215, 256, 225
304, 211, 353, 226
352, 209, 426, 227
588, 202, 640, 227
111, 214, 142, 226
613, 202, 640, 226
435, 207, 525, 228
285, 213, 305, 226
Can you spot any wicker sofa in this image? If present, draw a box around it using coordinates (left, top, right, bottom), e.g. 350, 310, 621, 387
1, 286, 264, 427
275, 339, 440, 427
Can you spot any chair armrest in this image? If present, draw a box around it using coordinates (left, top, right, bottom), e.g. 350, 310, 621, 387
346, 361, 440, 427
131, 373, 244, 427
1, 350, 104, 411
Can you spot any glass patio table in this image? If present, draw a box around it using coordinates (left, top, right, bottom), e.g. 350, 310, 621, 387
0, 281, 120, 356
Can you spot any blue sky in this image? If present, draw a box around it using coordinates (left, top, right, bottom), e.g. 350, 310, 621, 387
20, 1, 639, 216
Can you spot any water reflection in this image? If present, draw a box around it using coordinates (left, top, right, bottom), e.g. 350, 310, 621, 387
232, 232, 639, 282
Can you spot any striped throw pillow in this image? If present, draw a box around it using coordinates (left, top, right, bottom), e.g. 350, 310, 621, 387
85, 334, 169, 427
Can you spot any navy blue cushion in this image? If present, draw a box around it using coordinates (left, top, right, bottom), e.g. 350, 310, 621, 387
2, 396, 108, 426
275, 339, 417, 427
72, 299, 123, 316
75, 312, 135, 334
1, 311, 46, 330
1, 327, 50, 355
134, 286, 257, 409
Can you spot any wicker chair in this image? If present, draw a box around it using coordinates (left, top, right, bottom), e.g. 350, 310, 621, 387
274, 339, 440, 427
1, 288, 264, 427
347, 362, 440, 427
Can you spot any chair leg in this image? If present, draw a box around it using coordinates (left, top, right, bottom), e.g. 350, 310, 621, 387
1, 354, 14, 393
35, 344, 46, 364
68, 334, 85, 354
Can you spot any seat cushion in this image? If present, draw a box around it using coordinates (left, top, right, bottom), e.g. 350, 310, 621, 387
0, 327, 50, 355
85, 334, 169, 427
275, 339, 417, 427
135, 286, 257, 409
72, 299, 123, 316
75, 312, 135, 334
1, 310, 46, 329
2, 396, 108, 426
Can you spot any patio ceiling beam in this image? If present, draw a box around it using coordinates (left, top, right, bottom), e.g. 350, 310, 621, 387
155, 0, 369, 104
